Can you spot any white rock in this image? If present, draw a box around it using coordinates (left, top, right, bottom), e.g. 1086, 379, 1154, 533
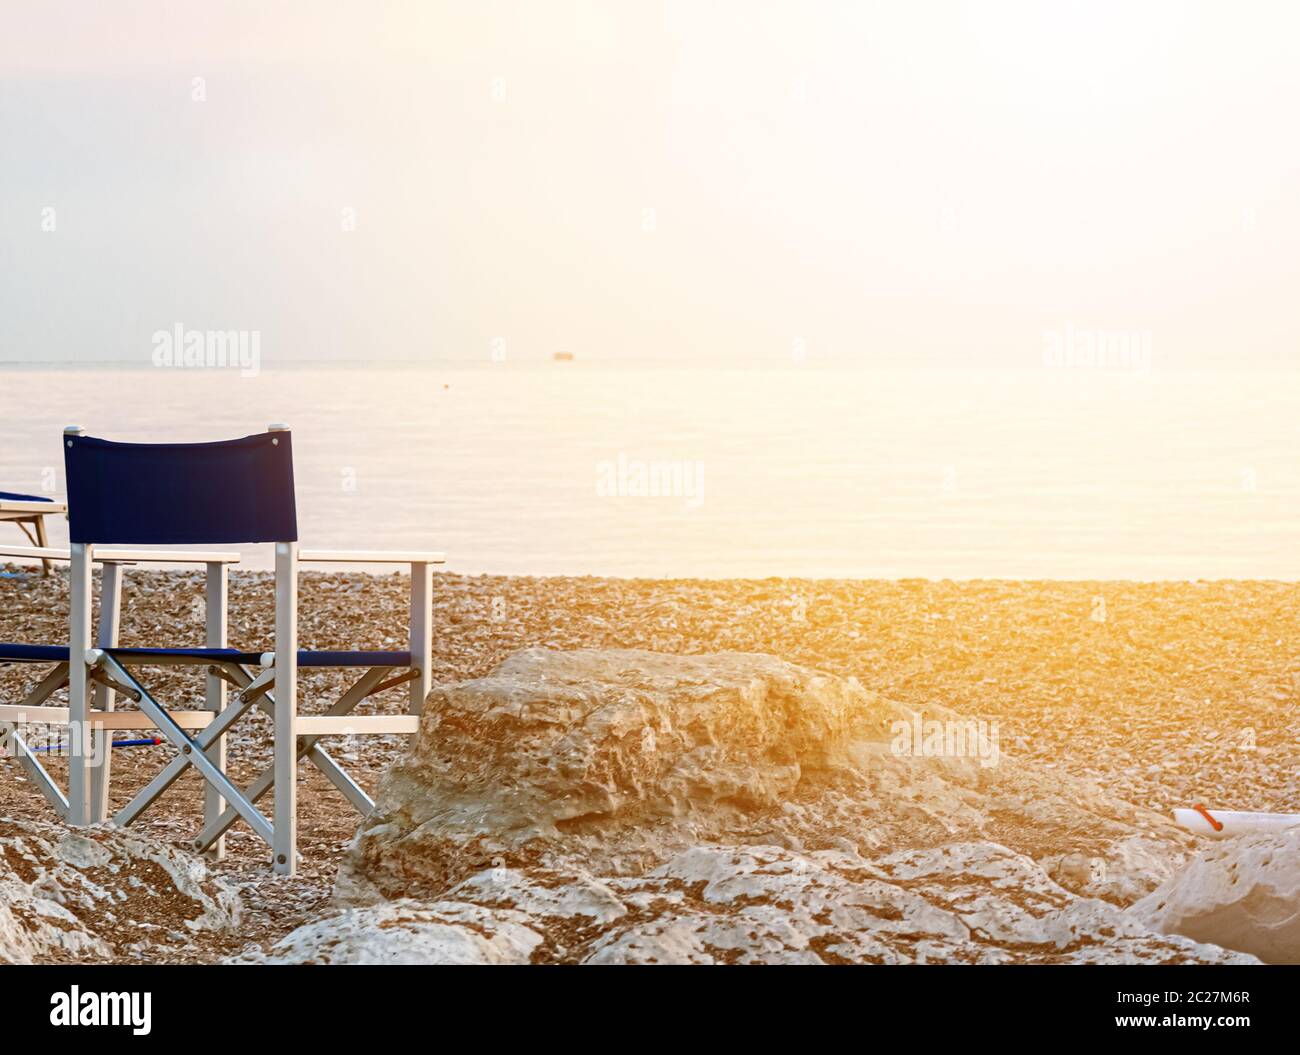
448, 867, 627, 927
259, 842, 1252, 965
0, 819, 241, 964
1132, 827, 1300, 964
229, 900, 542, 965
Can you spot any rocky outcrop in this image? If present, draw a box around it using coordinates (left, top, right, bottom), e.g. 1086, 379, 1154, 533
339, 649, 1198, 908
1132, 826, 1300, 964
244, 841, 1251, 964
267, 647, 1262, 965
0, 819, 241, 964
581, 841, 1249, 965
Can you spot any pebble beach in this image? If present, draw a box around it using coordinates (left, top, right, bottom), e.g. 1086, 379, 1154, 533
3, 565, 1299, 960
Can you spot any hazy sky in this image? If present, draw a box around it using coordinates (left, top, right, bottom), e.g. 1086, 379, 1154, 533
2, 0, 1298, 366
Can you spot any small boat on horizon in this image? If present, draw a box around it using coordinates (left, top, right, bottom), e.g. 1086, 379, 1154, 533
552, 351, 574, 362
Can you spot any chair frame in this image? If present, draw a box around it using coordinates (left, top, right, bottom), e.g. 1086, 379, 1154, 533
60, 424, 442, 874
0, 544, 236, 833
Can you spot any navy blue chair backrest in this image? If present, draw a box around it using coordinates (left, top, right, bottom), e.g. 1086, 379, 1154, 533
65, 432, 298, 545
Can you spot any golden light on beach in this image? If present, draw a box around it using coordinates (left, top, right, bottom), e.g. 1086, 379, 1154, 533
2, 0, 1300, 1014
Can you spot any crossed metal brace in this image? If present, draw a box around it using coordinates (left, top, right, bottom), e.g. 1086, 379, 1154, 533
86, 650, 415, 855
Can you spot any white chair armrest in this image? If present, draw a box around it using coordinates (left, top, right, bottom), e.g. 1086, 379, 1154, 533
0, 545, 241, 566
1, 544, 240, 565
298, 549, 446, 565
0, 544, 69, 562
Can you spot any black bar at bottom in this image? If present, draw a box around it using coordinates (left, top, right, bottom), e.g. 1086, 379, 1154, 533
4, 963, 1294, 1042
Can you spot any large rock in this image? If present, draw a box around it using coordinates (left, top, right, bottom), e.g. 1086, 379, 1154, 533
0, 818, 241, 964
1132, 827, 1300, 964
312, 648, 1254, 964
340, 648, 1197, 907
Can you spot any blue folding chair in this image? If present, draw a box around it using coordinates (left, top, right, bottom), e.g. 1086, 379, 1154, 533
62, 425, 444, 874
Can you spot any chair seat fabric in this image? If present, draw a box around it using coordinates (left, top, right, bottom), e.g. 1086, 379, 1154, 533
0, 642, 412, 668
296, 650, 412, 667
0, 643, 68, 662
0, 491, 54, 503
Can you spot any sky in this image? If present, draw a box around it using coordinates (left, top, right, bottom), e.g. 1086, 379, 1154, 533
2, 0, 1298, 367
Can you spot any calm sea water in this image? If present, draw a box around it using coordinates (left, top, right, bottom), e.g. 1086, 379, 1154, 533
2, 364, 1298, 579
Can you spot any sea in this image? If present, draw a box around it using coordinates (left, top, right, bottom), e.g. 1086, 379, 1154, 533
2, 361, 1299, 579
